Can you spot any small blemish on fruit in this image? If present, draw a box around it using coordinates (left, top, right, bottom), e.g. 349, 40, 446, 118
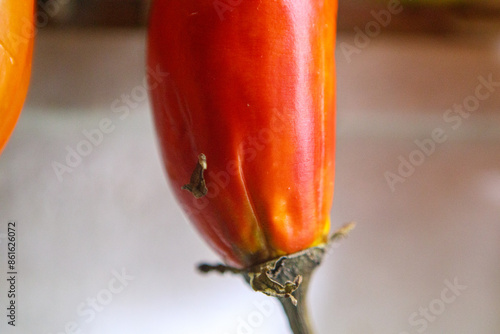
182, 153, 208, 198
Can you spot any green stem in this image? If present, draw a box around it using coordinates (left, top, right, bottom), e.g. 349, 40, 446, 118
278, 271, 314, 334
241, 247, 325, 334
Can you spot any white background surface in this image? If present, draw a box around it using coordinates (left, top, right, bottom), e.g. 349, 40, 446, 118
1, 28, 500, 334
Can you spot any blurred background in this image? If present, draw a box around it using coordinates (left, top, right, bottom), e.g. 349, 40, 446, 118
1, 0, 500, 333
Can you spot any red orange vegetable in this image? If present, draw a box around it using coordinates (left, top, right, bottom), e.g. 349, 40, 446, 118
148, 0, 337, 269
0, 0, 35, 154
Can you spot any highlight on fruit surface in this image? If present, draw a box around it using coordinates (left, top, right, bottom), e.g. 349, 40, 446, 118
147, 0, 352, 333
0, 0, 35, 154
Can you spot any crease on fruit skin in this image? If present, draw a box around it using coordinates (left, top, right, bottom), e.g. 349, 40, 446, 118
234, 150, 271, 265
166, 74, 197, 153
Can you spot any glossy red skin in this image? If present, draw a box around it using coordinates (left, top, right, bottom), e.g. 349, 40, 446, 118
0, 0, 34, 154
148, 0, 336, 268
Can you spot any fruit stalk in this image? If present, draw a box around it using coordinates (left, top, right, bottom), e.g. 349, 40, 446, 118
200, 223, 355, 334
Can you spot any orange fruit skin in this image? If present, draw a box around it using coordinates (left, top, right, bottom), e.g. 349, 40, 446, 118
0, 0, 35, 154
148, 0, 337, 268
